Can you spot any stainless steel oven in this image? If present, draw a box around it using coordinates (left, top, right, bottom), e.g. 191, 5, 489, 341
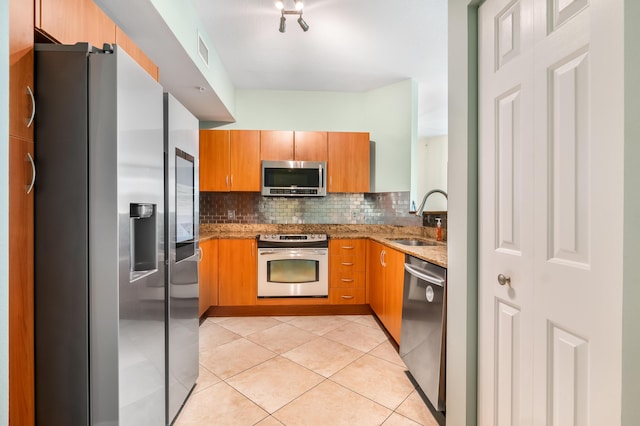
257, 234, 329, 297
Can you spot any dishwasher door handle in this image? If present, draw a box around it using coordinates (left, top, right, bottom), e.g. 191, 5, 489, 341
404, 263, 445, 287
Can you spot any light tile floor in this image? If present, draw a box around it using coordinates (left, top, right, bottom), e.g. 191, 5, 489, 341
175, 315, 439, 426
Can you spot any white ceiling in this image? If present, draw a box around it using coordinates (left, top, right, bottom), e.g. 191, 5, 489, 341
190, 0, 448, 137
96, 0, 448, 135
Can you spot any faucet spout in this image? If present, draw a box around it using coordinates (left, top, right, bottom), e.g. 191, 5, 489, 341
414, 189, 448, 216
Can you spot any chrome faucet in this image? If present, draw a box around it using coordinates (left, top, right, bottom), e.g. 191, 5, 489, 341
414, 189, 448, 216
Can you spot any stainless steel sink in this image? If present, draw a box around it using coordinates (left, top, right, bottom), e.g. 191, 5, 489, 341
389, 239, 442, 247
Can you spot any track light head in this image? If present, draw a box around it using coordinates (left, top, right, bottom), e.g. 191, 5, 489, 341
275, 1, 309, 33
297, 16, 309, 31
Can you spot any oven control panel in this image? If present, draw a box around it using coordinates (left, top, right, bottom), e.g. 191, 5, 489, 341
257, 233, 329, 248
258, 234, 327, 242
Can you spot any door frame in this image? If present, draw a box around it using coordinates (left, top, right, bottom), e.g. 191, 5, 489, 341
446, 1, 482, 425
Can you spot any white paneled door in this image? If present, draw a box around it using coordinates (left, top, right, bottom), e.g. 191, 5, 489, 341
478, 0, 624, 425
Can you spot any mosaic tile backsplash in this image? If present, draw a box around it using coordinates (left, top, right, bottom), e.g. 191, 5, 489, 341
200, 191, 423, 226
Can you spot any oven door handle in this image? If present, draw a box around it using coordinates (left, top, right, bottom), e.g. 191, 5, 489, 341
258, 249, 327, 256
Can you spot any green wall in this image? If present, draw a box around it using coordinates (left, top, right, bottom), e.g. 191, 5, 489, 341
1, 0, 10, 421
209, 79, 416, 193
623, 0, 640, 423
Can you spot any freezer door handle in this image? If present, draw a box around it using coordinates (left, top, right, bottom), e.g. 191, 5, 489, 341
404, 263, 445, 287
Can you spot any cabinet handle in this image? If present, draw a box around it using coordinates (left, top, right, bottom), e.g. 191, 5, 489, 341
340, 262, 354, 266
251, 241, 255, 257
26, 152, 36, 194
341, 295, 354, 300
225, 175, 229, 187
341, 278, 354, 283
380, 250, 386, 267
26, 86, 35, 128
341, 246, 354, 249
196, 247, 203, 262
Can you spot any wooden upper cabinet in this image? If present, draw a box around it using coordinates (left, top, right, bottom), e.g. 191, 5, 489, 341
294, 131, 328, 162
327, 132, 370, 193
115, 27, 159, 81
260, 130, 293, 161
200, 130, 261, 192
260, 131, 328, 162
9, 0, 34, 140
200, 130, 230, 191
38, 0, 116, 47
230, 130, 261, 191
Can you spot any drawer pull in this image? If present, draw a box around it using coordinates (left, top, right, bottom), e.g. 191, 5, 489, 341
341, 295, 354, 299
340, 262, 354, 266
341, 246, 355, 249
341, 278, 354, 283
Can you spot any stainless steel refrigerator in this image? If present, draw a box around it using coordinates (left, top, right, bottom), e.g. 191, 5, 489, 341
34, 43, 166, 425
163, 93, 199, 424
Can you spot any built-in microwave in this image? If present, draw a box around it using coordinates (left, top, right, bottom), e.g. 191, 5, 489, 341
261, 160, 326, 197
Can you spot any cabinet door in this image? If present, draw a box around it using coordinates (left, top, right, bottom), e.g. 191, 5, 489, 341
198, 239, 219, 316
384, 247, 405, 344
9, 0, 34, 140
200, 130, 230, 191
229, 130, 261, 191
9, 137, 35, 425
294, 131, 328, 162
367, 241, 385, 317
260, 130, 293, 161
218, 239, 257, 306
39, 0, 116, 47
327, 132, 370, 193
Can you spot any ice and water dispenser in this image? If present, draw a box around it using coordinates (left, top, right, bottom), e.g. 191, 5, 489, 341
129, 202, 157, 281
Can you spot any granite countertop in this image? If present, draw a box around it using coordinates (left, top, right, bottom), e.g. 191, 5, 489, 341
199, 224, 447, 268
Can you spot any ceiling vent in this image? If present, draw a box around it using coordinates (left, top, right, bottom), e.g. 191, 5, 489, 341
197, 32, 209, 67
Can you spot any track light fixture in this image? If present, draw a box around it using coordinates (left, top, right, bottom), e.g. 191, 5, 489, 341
275, 0, 309, 33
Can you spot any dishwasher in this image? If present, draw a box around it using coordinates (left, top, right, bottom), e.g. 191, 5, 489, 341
399, 255, 447, 413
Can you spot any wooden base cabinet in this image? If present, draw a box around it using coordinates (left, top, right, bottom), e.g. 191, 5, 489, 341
329, 239, 366, 304
367, 241, 404, 343
218, 239, 257, 306
198, 239, 219, 317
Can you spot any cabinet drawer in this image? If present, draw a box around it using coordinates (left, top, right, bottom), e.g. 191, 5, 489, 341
330, 287, 365, 304
330, 255, 365, 273
330, 270, 365, 288
329, 239, 366, 256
